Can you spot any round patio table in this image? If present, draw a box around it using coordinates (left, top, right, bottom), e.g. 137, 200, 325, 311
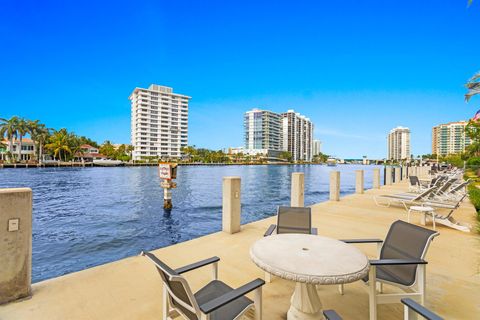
250, 234, 369, 320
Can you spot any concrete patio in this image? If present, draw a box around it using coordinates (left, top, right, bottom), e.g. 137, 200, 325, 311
0, 181, 479, 319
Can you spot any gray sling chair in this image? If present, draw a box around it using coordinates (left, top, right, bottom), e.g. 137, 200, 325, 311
263, 206, 317, 282
264, 206, 318, 236
408, 176, 422, 192
141, 251, 265, 320
323, 298, 444, 320
339, 220, 439, 320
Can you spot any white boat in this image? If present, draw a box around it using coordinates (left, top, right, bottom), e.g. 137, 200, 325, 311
326, 158, 337, 166
93, 159, 123, 167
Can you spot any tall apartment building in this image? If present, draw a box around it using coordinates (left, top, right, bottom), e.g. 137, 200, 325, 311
130, 84, 191, 160
244, 109, 283, 151
432, 121, 471, 156
282, 110, 314, 162
387, 126, 411, 161
313, 139, 322, 156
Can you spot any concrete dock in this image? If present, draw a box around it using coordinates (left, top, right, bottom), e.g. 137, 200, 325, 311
0, 181, 478, 319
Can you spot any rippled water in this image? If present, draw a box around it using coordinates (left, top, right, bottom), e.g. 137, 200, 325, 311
0, 164, 383, 283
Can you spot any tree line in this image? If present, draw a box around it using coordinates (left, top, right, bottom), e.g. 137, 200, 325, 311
0, 116, 132, 163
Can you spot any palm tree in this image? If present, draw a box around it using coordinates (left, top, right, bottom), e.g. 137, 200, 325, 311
28, 121, 50, 162
45, 129, 72, 162
0, 116, 19, 162
15, 118, 29, 161
465, 71, 480, 103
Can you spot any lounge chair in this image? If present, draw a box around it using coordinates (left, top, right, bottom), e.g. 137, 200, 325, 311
433, 208, 472, 232
373, 186, 438, 211
434, 180, 470, 202
323, 298, 444, 320
408, 176, 422, 193
341, 220, 439, 320
141, 251, 265, 320
264, 206, 318, 236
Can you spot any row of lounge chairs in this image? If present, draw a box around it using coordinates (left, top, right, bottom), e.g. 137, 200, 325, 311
374, 174, 472, 232
142, 206, 443, 320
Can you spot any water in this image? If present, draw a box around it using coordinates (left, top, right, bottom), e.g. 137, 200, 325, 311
0, 164, 383, 283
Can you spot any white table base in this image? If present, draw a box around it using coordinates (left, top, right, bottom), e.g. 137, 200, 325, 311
287, 283, 323, 320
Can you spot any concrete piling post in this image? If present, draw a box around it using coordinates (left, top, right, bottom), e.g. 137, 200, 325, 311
394, 167, 401, 183
330, 171, 340, 201
0, 188, 32, 304
291, 172, 305, 207
385, 167, 393, 185
355, 170, 364, 194
373, 168, 381, 189
222, 177, 241, 234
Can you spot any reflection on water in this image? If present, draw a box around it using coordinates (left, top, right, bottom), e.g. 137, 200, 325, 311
0, 164, 383, 282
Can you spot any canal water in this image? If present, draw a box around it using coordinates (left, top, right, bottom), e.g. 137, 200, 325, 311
0, 164, 383, 283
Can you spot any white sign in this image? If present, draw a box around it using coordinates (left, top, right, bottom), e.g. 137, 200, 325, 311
158, 164, 171, 179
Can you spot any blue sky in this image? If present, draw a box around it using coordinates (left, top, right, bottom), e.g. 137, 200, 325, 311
0, 0, 479, 158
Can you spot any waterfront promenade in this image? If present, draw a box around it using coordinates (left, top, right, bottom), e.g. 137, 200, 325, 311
0, 181, 478, 319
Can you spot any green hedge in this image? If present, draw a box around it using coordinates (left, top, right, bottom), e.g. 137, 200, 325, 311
467, 184, 480, 222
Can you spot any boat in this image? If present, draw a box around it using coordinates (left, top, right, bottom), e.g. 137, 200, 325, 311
93, 159, 123, 167
326, 158, 337, 166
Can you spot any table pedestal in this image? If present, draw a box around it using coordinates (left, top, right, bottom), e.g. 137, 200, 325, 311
287, 283, 323, 320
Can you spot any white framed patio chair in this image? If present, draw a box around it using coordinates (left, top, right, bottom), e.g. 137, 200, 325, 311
340, 220, 439, 320
142, 251, 264, 320
323, 298, 444, 320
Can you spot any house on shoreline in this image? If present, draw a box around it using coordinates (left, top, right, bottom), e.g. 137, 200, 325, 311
74, 144, 107, 162
0, 138, 35, 161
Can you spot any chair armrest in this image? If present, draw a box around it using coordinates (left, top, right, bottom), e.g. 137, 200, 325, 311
401, 298, 444, 320
323, 310, 343, 320
370, 259, 427, 266
175, 256, 220, 274
340, 239, 383, 244
311, 227, 318, 235
264, 224, 276, 236
199, 278, 265, 314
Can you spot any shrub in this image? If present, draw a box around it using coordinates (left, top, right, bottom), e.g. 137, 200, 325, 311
467, 157, 480, 166
467, 184, 480, 222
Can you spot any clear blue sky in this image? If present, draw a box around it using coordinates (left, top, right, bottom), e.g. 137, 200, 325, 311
0, 0, 479, 158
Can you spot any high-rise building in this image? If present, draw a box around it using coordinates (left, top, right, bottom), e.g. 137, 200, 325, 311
313, 140, 322, 156
244, 109, 283, 151
387, 126, 411, 161
130, 84, 191, 160
432, 121, 471, 156
282, 110, 314, 162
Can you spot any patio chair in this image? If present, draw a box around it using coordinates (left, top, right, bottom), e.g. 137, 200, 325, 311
401, 298, 444, 320
264, 206, 318, 236
433, 207, 471, 232
373, 186, 438, 211
434, 180, 470, 202
322, 299, 444, 320
263, 206, 317, 282
408, 176, 422, 193
341, 220, 439, 320
141, 251, 265, 320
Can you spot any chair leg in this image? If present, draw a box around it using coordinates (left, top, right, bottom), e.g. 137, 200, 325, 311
376, 282, 383, 293
338, 284, 344, 295
264, 272, 272, 283
254, 286, 263, 320
369, 266, 377, 320
418, 264, 426, 305
211, 261, 218, 280
407, 209, 411, 222
163, 284, 169, 320
404, 304, 419, 320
